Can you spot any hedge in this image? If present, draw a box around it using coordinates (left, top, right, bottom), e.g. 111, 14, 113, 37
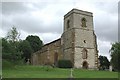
58, 60, 73, 68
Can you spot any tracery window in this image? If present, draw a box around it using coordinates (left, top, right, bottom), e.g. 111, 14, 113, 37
81, 18, 87, 27
82, 48, 88, 59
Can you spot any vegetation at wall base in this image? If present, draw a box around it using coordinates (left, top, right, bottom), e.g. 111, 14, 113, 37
58, 60, 73, 68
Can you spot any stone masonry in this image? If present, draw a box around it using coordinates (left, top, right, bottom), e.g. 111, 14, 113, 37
31, 9, 99, 69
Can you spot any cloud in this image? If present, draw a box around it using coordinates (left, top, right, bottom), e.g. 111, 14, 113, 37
19, 30, 61, 44
94, 11, 118, 42
75, 0, 118, 42
0, 2, 2, 30
2, 2, 30, 15
97, 39, 112, 60
118, 1, 120, 41
1, 1, 118, 60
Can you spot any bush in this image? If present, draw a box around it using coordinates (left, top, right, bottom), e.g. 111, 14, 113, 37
2, 59, 14, 69
2, 52, 22, 63
58, 60, 73, 68
2, 59, 25, 70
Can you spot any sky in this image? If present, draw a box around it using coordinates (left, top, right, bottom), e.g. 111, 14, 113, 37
1, 0, 119, 60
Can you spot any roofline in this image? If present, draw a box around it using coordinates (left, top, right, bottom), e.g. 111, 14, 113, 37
43, 38, 61, 47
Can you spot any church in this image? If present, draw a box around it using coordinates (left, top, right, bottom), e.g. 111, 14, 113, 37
31, 9, 99, 69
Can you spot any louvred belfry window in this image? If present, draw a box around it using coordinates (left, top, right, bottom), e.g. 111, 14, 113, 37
67, 20, 70, 29
81, 18, 87, 27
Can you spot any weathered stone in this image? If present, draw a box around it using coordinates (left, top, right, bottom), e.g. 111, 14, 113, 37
31, 9, 99, 69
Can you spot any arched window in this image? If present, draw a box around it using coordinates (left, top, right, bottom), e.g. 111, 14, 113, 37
82, 48, 88, 59
67, 20, 70, 29
81, 18, 87, 27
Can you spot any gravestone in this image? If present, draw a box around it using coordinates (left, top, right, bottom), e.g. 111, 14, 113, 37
109, 65, 112, 71
26, 59, 30, 65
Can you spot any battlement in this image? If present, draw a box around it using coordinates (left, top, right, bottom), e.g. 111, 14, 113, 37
64, 8, 93, 18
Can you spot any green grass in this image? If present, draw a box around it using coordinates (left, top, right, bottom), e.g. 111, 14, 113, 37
2, 60, 118, 78
3, 65, 70, 78
74, 69, 118, 78
2, 65, 118, 78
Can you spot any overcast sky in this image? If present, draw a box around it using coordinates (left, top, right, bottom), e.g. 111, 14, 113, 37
1, 0, 119, 60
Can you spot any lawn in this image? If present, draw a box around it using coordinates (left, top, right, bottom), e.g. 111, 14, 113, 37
2, 65, 118, 78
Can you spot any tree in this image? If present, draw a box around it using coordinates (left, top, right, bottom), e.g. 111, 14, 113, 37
98, 55, 110, 70
6, 26, 20, 42
5, 26, 21, 57
2, 38, 22, 62
19, 40, 33, 62
2, 27, 22, 63
2, 38, 11, 53
110, 42, 120, 71
26, 35, 43, 53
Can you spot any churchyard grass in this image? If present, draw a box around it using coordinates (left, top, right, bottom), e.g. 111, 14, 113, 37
2, 65, 118, 78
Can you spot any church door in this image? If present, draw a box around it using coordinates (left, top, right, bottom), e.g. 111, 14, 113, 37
83, 61, 88, 69
54, 53, 58, 66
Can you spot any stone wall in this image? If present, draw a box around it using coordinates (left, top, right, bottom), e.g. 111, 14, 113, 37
63, 9, 98, 69
31, 38, 63, 66
31, 9, 99, 69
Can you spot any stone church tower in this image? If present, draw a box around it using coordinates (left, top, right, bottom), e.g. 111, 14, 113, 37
32, 9, 98, 69
61, 9, 98, 69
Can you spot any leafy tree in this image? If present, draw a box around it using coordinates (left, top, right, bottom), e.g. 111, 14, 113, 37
110, 42, 120, 71
2, 38, 12, 60
98, 55, 110, 70
2, 38, 22, 62
2, 27, 22, 63
6, 26, 20, 42
4, 26, 21, 55
19, 40, 33, 62
26, 35, 43, 53
2, 38, 11, 53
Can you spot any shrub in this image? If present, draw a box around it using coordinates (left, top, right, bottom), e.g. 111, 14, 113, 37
2, 59, 14, 69
58, 60, 73, 68
2, 59, 25, 70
